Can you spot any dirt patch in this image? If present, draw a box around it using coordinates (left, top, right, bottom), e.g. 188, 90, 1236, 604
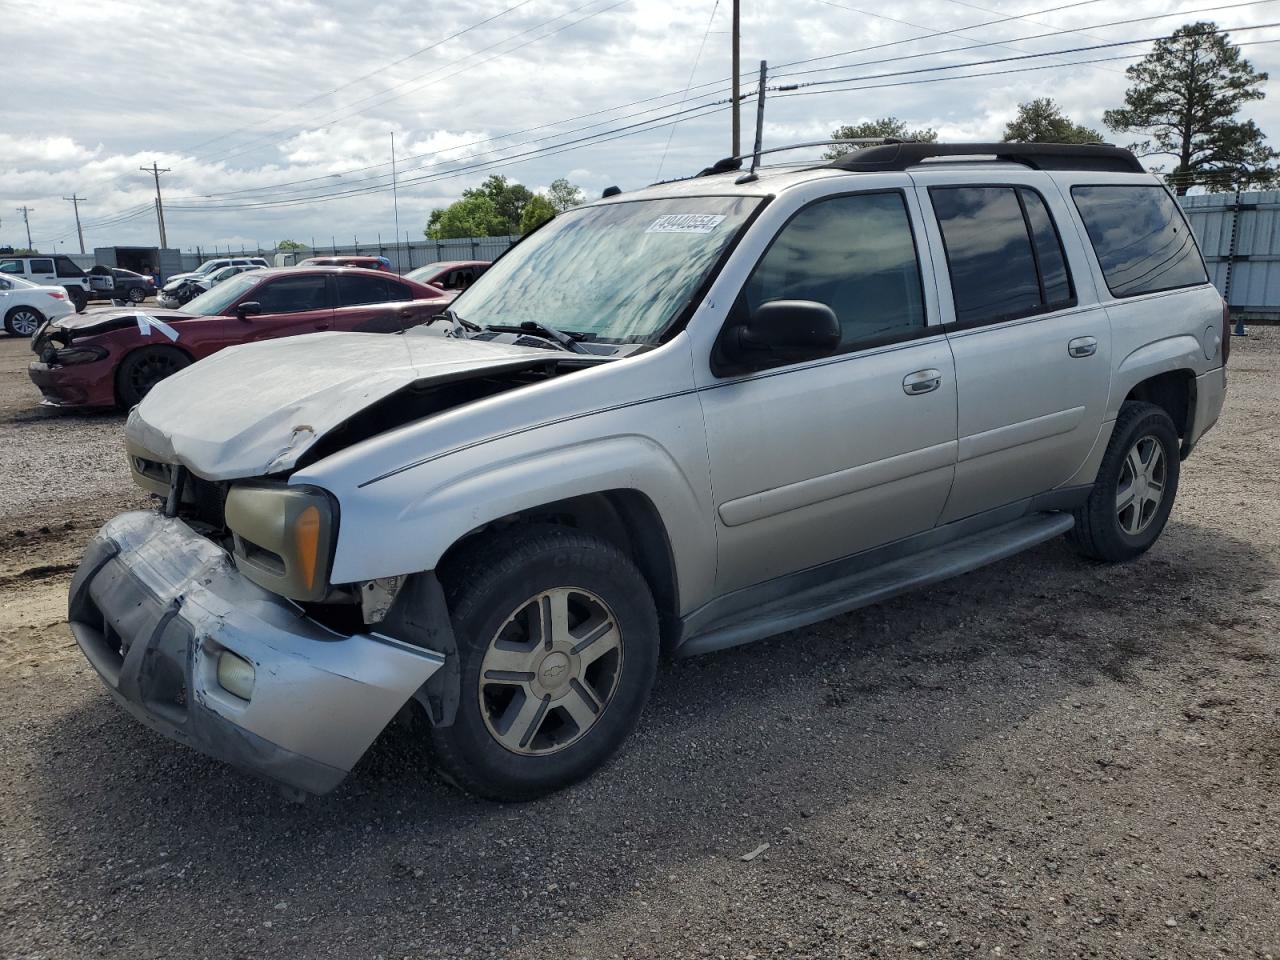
1, 331, 1278, 959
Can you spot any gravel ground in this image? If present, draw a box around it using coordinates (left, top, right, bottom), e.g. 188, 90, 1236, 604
0, 330, 1277, 960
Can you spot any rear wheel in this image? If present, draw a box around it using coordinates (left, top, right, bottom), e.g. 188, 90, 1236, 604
115, 345, 190, 408
68, 287, 88, 313
1068, 401, 1181, 562
127, 286, 147, 303
4, 306, 45, 337
431, 526, 659, 800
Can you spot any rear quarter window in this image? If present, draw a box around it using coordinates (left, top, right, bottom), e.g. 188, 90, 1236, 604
1071, 185, 1208, 297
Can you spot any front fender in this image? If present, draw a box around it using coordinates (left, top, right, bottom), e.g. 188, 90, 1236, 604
323, 422, 716, 615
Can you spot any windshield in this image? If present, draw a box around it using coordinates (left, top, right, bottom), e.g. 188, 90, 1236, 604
184, 273, 259, 315
193, 261, 224, 275
452, 196, 760, 343
404, 264, 445, 284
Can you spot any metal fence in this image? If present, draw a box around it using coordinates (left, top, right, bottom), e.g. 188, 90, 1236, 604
179, 236, 519, 274
1181, 191, 1280, 320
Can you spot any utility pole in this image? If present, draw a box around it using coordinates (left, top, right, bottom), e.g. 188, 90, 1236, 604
748, 60, 767, 175
62, 195, 88, 254
391, 132, 403, 275
140, 162, 171, 248
731, 0, 741, 157
16, 206, 34, 250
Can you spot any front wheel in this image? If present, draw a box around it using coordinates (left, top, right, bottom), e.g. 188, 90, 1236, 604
431, 527, 659, 800
115, 345, 190, 408
1068, 401, 1181, 562
127, 286, 147, 303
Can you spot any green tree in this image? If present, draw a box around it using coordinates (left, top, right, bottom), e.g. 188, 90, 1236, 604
1003, 99, 1103, 144
823, 118, 938, 159
520, 194, 557, 234
276, 239, 306, 250
1104, 22, 1278, 193
425, 194, 507, 239
461, 175, 533, 234
547, 177, 585, 213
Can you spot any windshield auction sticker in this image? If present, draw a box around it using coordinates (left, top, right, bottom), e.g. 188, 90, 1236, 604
645, 214, 727, 234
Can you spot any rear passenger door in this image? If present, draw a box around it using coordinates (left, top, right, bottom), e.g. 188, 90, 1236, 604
913, 173, 1111, 522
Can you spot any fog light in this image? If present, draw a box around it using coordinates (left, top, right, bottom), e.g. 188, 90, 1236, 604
217, 651, 255, 700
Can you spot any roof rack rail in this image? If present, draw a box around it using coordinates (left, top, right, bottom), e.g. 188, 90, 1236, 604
825, 141, 1143, 174
695, 138, 897, 177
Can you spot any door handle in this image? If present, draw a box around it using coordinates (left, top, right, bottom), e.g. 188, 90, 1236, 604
903, 369, 942, 395
1068, 336, 1098, 358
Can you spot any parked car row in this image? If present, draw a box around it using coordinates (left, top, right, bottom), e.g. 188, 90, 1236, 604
0, 254, 92, 312
29, 266, 452, 407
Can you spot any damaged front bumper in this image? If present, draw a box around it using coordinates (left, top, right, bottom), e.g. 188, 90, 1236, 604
69, 511, 445, 795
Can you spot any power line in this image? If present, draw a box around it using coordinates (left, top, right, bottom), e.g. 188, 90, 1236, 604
656, 0, 722, 180
770, 21, 1280, 93
183, 0, 540, 156
193, 0, 630, 168
770, 0, 1275, 81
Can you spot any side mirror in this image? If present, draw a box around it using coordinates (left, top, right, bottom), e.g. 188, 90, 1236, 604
723, 300, 841, 368
235, 301, 263, 320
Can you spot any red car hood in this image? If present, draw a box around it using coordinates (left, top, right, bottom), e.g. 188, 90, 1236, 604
48, 307, 198, 336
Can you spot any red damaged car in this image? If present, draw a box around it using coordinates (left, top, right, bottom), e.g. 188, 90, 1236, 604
29, 266, 451, 409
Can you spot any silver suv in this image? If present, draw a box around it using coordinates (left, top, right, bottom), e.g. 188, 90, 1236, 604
68, 142, 1228, 800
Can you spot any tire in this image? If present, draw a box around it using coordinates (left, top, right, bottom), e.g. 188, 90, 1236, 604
68, 287, 87, 313
127, 286, 147, 303
430, 526, 660, 800
1068, 400, 1181, 562
4, 306, 45, 337
115, 345, 191, 408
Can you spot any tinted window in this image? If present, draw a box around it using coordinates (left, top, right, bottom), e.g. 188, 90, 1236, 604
0, 260, 20, 274
28, 258, 54, 274
55, 256, 84, 277
336, 274, 391, 306
386, 280, 413, 301
1072, 185, 1208, 297
742, 191, 925, 350
1020, 191, 1072, 306
253, 276, 329, 313
0, 278, 10, 290
931, 187, 1040, 324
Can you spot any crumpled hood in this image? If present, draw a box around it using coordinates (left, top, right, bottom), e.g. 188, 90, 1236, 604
126, 331, 554, 479
52, 307, 195, 335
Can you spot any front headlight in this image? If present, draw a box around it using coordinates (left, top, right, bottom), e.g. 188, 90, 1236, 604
224, 482, 337, 601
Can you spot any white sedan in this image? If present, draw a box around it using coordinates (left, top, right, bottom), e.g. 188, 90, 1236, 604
0, 275, 74, 337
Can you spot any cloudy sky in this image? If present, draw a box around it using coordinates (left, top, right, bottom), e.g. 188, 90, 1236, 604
4, 0, 1279, 254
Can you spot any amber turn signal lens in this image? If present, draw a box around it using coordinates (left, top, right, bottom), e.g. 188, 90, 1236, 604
294, 504, 321, 591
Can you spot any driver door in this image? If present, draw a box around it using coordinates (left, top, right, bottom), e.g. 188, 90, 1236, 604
699, 189, 959, 594
233, 274, 334, 342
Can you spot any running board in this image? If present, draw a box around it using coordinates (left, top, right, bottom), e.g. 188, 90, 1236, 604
677, 512, 1075, 657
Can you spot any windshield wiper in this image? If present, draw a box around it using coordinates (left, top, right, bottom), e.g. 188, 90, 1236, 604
432, 307, 481, 332
483, 321, 589, 354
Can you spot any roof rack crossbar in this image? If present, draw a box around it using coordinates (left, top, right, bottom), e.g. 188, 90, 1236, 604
824, 141, 1143, 174
696, 138, 901, 177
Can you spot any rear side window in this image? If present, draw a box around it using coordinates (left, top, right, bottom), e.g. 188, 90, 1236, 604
385, 280, 413, 301
1072, 185, 1208, 297
741, 191, 926, 351
28, 258, 54, 274
336, 274, 391, 306
54, 256, 84, 277
930, 186, 1075, 326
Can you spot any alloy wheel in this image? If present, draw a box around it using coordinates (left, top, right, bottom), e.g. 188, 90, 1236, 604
477, 587, 624, 756
128, 287, 146, 303
9, 310, 41, 336
1116, 435, 1166, 535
